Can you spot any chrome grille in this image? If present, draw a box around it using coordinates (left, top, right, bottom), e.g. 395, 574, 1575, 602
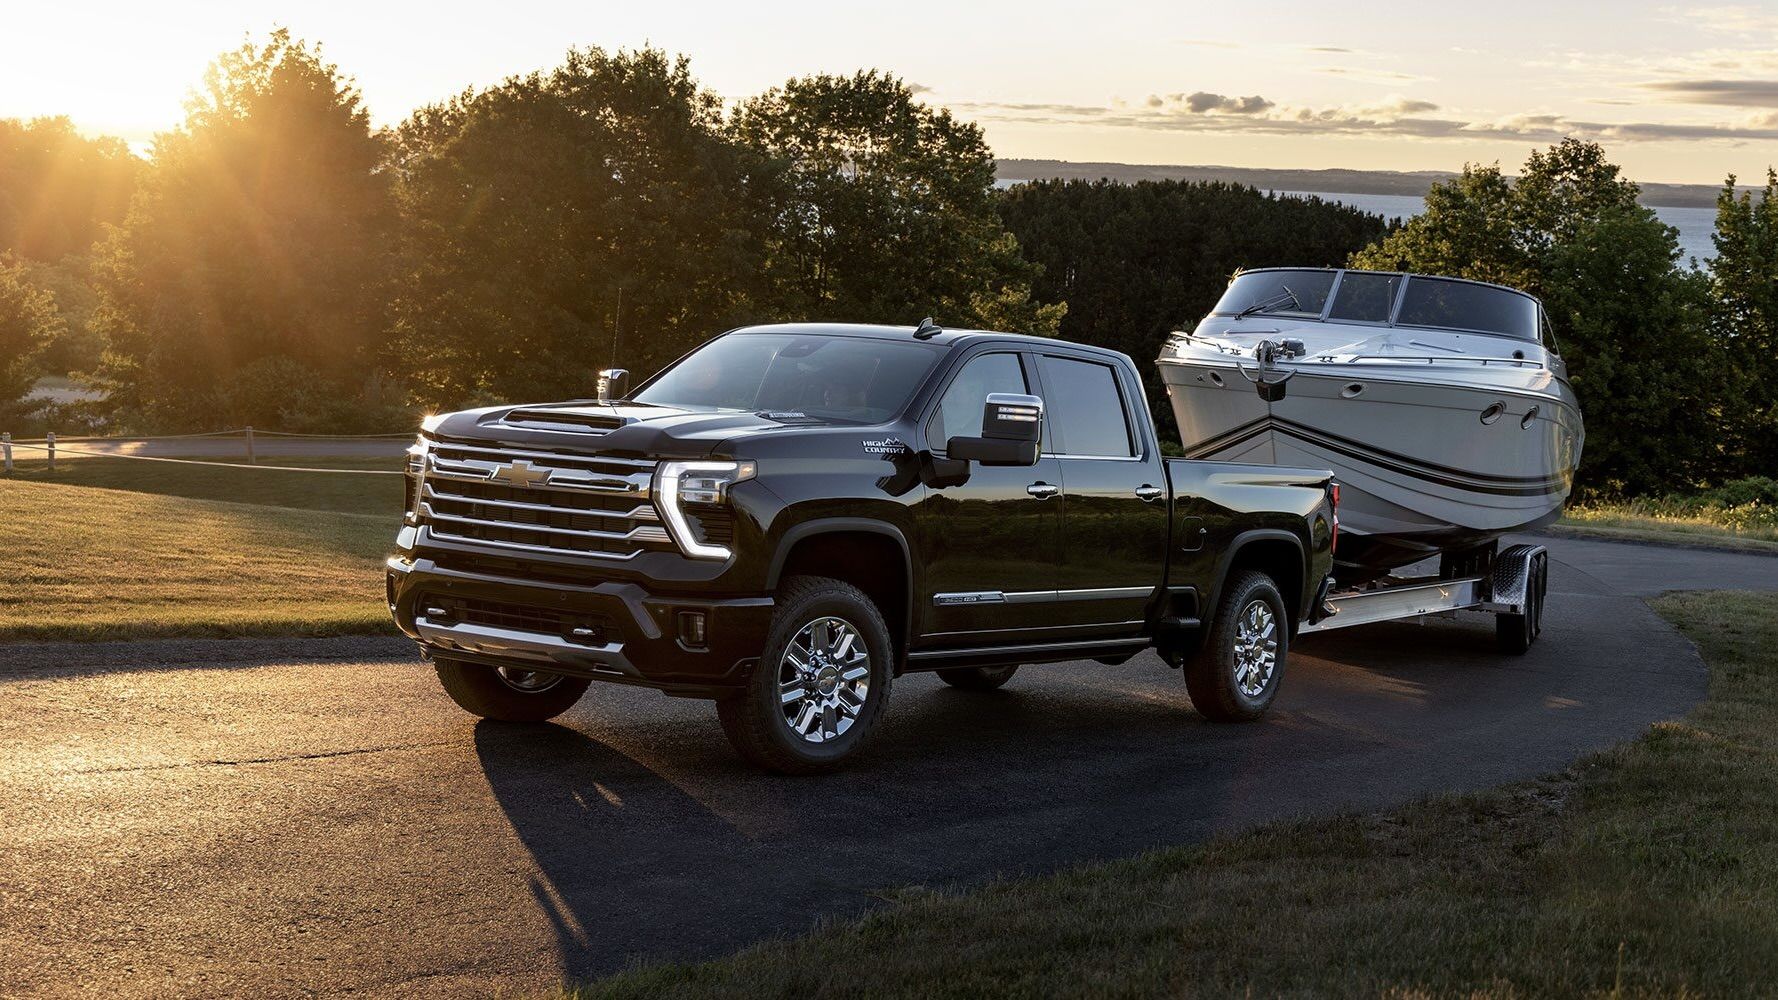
419, 442, 668, 560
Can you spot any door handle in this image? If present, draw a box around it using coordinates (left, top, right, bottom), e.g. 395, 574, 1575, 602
1026, 482, 1060, 499
1135, 484, 1165, 503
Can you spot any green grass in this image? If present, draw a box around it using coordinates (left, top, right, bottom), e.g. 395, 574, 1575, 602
1559, 478, 1778, 550
1560, 502, 1778, 549
3, 454, 402, 514
570, 590, 1778, 999
0, 477, 394, 642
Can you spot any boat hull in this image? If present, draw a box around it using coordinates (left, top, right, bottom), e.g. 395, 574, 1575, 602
1162, 358, 1582, 579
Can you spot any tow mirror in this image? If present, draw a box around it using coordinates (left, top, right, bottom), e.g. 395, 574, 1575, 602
947, 393, 1043, 467
597, 368, 629, 403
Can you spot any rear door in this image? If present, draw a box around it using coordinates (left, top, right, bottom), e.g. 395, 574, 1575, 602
1036, 352, 1170, 634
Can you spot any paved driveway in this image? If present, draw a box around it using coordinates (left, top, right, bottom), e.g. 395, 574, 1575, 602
1, 535, 1770, 998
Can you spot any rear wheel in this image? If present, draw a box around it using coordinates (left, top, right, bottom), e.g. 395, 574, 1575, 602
938, 665, 1019, 691
1184, 570, 1289, 721
433, 659, 591, 722
716, 576, 894, 774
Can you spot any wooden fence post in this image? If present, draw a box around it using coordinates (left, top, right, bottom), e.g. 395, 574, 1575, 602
45, 431, 54, 472
245, 425, 256, 464
2, 432, 10, 474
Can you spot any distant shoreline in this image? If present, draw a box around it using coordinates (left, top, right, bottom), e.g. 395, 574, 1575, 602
995, 158, 1756, 210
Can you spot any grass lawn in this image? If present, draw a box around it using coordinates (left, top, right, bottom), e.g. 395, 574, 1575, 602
1559, 481, 1778, 552
572, 590, 1778, 999
1558, 505, 1778, 552
0, 477, 394, 642
3, 454, 402, 514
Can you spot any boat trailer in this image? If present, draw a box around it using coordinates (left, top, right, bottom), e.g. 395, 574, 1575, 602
1300, 543, 1550, 654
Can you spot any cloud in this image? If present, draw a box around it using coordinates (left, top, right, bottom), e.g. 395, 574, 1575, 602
1179, 91, 1275, 114
945, 90, 1778, 143
1303, 45, 1357, 53
1318, 66, 1429, 83
1640, 78, 1778, 106
906, 82, 934, 95
1662, 4, 1778, 34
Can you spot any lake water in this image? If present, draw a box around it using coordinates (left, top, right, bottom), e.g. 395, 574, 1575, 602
1271, 190, 1718, 267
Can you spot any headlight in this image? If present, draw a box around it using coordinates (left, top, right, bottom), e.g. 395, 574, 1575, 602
657, 460, 756, 560
405, 436, 431, 518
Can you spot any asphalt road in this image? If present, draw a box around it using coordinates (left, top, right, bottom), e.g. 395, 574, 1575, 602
3, 535, 1772, 998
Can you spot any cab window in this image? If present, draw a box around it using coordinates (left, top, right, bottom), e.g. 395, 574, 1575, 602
1037, 355, 1135, 458
928, 353, 1028, 452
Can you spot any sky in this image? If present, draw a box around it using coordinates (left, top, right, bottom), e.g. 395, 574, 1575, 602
7, 0, 1778, 185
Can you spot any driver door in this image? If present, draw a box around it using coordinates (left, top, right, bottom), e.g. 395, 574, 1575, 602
909, 350, 1063, 643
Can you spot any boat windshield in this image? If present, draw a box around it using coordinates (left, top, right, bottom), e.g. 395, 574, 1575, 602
634, 333, 943, 422
1210, 270, 1336, 319
1397, 276, 1540, 341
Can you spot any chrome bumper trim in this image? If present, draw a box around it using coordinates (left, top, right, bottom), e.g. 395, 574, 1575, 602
415, 615, 635, 675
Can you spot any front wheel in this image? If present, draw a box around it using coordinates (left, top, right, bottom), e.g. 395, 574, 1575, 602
1184, 570, 1289, 721
433, 659, 591, 722
717, 576, 894, 774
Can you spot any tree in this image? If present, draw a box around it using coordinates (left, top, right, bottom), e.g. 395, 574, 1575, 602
91, 30, 398, 431
999, 179, 1389, 439
1353, 139, 1722, 495
731, 71, 1062, 335
0, 260, 63, 424
1706, 169, 1778, 477
389, 47, 770, 406
0, 117, 138, 262
0, 118, 140, 381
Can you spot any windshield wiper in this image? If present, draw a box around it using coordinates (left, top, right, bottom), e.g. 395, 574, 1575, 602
1234, 286, 1303, 320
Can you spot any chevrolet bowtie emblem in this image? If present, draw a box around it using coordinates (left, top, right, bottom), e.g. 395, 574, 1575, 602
490, 460, 550, 488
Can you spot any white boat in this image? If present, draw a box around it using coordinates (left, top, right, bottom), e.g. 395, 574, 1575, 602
1158, 268, 1584, 581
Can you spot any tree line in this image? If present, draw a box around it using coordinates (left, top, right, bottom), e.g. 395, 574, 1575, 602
2, 33, 1060, 434
0, 30, 1772, 496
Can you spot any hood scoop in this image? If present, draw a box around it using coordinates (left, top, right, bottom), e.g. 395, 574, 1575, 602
497, 406, 629, 432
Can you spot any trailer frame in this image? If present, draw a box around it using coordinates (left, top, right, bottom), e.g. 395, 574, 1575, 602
1299, 542, 1549, 654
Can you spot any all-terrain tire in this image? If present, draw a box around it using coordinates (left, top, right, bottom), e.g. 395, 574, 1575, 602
937, 665, 1019, 690
716, 576, 894, 774
1184, 570, 1289, 722
433, 659, 591, 722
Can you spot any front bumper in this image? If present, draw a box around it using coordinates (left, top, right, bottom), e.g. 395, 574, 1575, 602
386, 555, 774, 697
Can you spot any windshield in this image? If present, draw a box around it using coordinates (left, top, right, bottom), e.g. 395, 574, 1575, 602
1396, 277, 1540, 341
1210, 270, 1337, 319
634, 333, 943, 422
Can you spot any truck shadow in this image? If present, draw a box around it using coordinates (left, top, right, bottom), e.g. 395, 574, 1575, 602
472, 719, 768, 980
470, 674, 1380, 982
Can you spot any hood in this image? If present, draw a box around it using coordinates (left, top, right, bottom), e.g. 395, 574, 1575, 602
424, 400, 850, 458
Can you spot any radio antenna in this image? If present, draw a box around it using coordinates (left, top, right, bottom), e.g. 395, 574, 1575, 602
610, 286, 623, 369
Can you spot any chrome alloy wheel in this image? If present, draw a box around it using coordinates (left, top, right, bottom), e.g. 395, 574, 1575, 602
1233, 600, 1279, 699
494, 666, 565, 693
778, 616, 871, 744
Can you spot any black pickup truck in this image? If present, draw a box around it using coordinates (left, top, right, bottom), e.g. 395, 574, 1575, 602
387, 322, 1337, 772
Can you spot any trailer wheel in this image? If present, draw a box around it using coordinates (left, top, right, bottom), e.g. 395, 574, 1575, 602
1185, 570, 1288, 722
938, 665, 1019, 690
1495, 554, 1546, 655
